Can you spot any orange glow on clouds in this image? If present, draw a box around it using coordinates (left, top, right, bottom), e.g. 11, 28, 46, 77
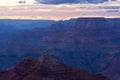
0, 16, 63, 20
0, 3, 119, 20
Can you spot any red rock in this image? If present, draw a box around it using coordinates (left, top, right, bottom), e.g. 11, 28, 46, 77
0, 55, 110, 80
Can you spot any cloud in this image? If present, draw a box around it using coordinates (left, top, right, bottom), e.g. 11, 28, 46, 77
0, 0, 120, 20
35, 0, 108, 4
98, 6, 120, 9
18, 1, 26, 4
107, 9, 119, 12
0, 4, 119, 20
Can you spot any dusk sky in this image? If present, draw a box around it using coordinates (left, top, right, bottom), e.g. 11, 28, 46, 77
0, 0, 120, 20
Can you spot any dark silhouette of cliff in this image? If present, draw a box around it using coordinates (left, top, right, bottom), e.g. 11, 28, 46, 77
0, 55, 110, 80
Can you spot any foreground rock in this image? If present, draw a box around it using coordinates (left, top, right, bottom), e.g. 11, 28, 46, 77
0, 55, 110, 80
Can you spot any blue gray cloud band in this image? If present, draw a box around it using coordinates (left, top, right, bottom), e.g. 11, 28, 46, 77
35, 0, 110, 4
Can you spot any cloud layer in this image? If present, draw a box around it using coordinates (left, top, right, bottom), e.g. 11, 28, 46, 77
0, 3, 119, 20
0, 0, 119, 20
35, 0, 108, 4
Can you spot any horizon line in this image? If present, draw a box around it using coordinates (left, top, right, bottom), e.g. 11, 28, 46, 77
0, 16, 120, 21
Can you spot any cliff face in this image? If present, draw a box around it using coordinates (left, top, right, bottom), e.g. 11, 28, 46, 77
0, 18, 119, 80
0, 55, 110, 80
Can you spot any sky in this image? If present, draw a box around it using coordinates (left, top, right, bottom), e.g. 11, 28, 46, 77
0, 0, 120, 20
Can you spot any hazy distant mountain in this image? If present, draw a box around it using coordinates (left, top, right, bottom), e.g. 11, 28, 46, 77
0, 17, 119, 80
0, 55, 110, 80
0, 19, 55, 48
0, 19, 56, 29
